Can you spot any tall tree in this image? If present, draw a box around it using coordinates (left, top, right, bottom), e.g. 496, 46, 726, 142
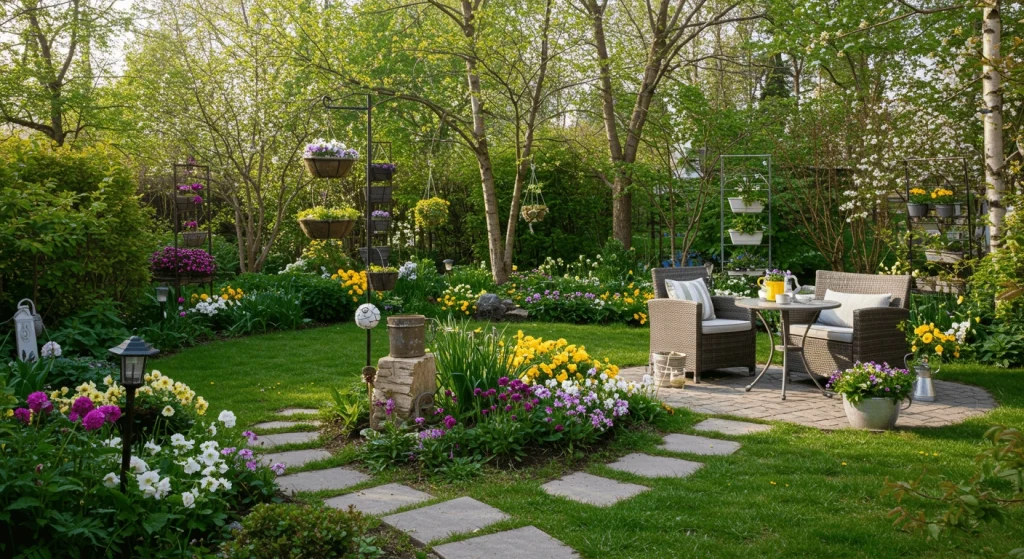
982, 0, 1005, 250
0, 0, 128, 145
573, 0, 755, 249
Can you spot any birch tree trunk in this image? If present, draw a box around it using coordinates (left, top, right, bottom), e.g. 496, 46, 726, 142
982, 0, 1005, 251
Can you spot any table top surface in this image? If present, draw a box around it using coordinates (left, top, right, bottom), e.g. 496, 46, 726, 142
735, 297, 842, 311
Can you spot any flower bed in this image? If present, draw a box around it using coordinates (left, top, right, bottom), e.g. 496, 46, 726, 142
1, 373, 281, 557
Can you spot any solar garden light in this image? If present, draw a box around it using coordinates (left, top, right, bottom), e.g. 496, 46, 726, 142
443, 259, 454, 272
13, 299, 40, 362
155, 286, 170, 319
108, 336, 159, 491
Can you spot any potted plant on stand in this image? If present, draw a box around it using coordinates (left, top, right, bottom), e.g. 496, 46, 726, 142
176, 183, 203, 212
303, 139, 359, 179
922, 232, 964, 263
367, 265, 399, 291
727, 178, 766, 213
728, 214, 763, 245
727, 251, 769, 276
182, 221, 208, 247
907, 187, 930, 217
369, 162, 397, 182
296, 206, 360, 240
826, 361, 916, 430
414, 197, 450, 230
370, 210, 392, 234
149, 246, 217, 285
930, 187, 956, 218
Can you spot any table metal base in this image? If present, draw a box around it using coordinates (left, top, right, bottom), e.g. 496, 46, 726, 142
745, 309, 833, 400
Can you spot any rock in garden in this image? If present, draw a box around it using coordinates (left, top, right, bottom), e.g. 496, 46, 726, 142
474, 293, 505, 321
505, 308, 529, 322
501, 298, 516, 313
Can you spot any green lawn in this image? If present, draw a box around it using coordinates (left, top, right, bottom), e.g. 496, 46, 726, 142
154, 322, 1024, 558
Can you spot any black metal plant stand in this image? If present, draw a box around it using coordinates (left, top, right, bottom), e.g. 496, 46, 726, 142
323, 94, 377, 370
169, 162, 214, 303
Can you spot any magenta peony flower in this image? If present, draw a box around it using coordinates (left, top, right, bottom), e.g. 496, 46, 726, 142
13, 408, 31, 424
97, 405, 122, 423
26, 392, 49, 413
82, 410, 106, 431
71, 396, 94, 418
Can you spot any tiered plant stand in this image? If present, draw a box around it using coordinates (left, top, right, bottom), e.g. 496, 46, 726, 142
165, 161, 214, 299
719, 154, 773, 273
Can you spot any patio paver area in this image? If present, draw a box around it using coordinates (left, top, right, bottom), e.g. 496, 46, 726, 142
619, 366, 996, 430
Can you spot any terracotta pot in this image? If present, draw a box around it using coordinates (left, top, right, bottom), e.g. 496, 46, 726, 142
298, 218, 355, 240
842, 395, 903, 430
303, 157, 356, 179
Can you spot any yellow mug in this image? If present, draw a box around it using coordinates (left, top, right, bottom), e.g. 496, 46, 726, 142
757, 277, 786, 302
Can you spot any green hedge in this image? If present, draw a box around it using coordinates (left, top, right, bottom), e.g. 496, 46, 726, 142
0, 139, 156, 322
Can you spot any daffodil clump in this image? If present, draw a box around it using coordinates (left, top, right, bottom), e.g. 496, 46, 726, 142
909, 322, 965, 362
439, 283, 483, 315
331, 268, 367, 302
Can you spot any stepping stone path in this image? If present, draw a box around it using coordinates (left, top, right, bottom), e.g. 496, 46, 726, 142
383, 496, 510, 546
542, 472, 648, 507
659, 433, 742, 455
275, 408, 319, 416
260, 448, 331, 469
250, 431, 320, 448
276, 467, 369, 494
253, 420, 320, 430
325, 483, 432, 516
433, 525, 579, 559
607, 453, 703, 478
693, 418, 772, 435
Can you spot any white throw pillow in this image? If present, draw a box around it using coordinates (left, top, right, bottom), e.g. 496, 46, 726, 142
665, 278, 716, 321
817, 289, 892, 328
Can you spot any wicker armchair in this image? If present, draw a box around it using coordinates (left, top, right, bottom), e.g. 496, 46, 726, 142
647, 267, 756, 382
788, 271, 911, 377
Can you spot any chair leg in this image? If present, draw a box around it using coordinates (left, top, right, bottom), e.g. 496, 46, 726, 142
748, 365, 755, 377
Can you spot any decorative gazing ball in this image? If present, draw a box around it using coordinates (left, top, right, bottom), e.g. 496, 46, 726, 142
355, 304, 381, 330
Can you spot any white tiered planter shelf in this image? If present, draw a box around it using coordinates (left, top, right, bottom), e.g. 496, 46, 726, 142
728, 230, 764, 245
924, 249, 963, 264
727, 198, 764, 214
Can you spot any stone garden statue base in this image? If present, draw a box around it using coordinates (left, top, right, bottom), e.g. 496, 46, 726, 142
370, 353, 437, 428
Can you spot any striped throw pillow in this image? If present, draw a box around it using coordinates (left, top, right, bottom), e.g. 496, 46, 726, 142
664, 278, 716, 321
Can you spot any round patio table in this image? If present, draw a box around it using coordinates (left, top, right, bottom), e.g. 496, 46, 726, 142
735, 298, 841, 401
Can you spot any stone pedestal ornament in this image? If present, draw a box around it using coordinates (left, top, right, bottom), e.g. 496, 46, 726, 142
370, 354, 437, 428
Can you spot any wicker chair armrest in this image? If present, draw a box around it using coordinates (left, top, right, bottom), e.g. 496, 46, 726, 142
647, 299, 702, 355
852, 307, 910, 354
711, 296, 754, 323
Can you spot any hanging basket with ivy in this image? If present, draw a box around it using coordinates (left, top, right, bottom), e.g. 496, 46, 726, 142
520, 164, 547, 231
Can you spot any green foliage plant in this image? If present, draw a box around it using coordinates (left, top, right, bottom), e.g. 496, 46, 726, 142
221, 503, 378, 559
414, 197, 450, 230
730, 214, 762, 234
296, 206, 361, 221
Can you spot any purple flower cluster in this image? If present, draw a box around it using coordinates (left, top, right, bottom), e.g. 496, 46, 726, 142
826, 361, 915, 402
185, 220, 198, 230
524, 290, 598, 304
304, 140, 359, 159
150, 246, 217, 276
370, 163, 397, 171
371, 210, 391, 219
177, 183, 203, 192
374, 398, 396, 417
66, 396, 121, 430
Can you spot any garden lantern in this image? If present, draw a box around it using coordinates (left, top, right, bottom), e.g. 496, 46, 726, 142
443, 259, 454, 272
155, 286, 170, 303
13, 299, 39, 362
109, 336, 159, 491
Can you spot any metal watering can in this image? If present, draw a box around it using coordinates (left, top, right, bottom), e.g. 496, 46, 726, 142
905, 353, 936, 402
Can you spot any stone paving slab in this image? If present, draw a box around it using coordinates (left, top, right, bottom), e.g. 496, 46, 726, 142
276, 466, 370, 494
433, 526, 579, 559
253, 420, 321, 430
693, 418, 772, 435
660, 433, 742, 456
541, 472, 648, 507
260, 448, 331, 469
249, 431, 320, 448
325, 483, 432, 516
383, 497, 510, 546
618, 366, 996, 430
275, 408, 319, 416
606, 453, 703, 478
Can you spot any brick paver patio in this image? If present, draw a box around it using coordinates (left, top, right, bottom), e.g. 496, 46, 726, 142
619, 366, 996, 430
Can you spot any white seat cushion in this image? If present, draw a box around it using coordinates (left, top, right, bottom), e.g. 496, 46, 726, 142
702, 318, 751, 334
665, 278, 716, 321
789, 323, 854, 344
817, 289, 892, 328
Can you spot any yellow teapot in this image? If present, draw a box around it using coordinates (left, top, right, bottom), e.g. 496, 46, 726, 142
757, 272, 799, 302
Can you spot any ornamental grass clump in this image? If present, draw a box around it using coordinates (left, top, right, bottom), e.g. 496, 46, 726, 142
826, 361, 916, 404
150, 246, 217, 277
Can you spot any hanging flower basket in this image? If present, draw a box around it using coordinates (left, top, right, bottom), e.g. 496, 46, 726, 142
296, 206, 360, 240
359, 247, 391, 267
367, 269, 399, 291
182, 231, 209, 247
370, 210, 392, 234
150, 246, 216, 282
369, 163, 397, 182
175, 195, 203, 212
369, 186, 394, 204
303, 139, 359, 179
414, 197, 450, 229
521, 204, 549, 223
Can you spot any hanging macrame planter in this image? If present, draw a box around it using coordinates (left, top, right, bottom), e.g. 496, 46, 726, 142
519, 164, 547, 233
414, 166, 450, 230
